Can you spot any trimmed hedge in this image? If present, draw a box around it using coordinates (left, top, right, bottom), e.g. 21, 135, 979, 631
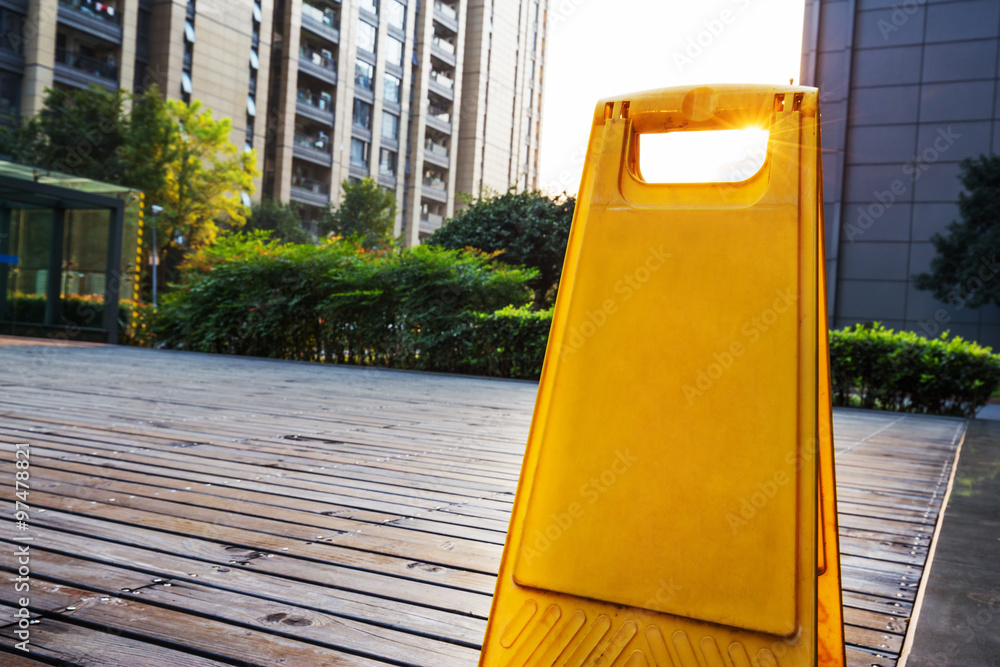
829, 323, 1000, 417
151, 233, 546, 376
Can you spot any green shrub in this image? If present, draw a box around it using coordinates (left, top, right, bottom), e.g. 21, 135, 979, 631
426, 305, 553, 379
153, 232, 537, 370
829, 323, 1000, 417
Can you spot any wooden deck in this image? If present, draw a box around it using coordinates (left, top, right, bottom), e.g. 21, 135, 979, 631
0, 338, 965, 667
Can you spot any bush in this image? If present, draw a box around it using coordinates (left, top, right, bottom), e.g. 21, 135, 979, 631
427, 305, 553, 379
829, 323, 1000, 417
153, 232, 538, 371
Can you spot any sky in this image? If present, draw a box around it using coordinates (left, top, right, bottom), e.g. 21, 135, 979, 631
538, 0, 807, 195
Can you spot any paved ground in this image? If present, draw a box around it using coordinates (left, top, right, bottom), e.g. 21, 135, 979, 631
905, 418, 1000, 667
0, 338, 971, 666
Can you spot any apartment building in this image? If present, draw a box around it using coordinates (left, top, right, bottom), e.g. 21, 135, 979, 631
264, 0, 548, 244
0, 0, 548, 246
801, 0, 1000, 349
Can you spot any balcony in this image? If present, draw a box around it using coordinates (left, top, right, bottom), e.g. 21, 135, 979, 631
433, 0, 458, 33
420, 212, 444, 235
430, 36, 456, 67
295, 91, 334, 126
428, 70, 454, 100
53, 47, 118, 92
251, 31, 260, 49
58, 0, 123, 44
421, 176, 447, 202
425, 105, 451, 134
293, 132, 332, 167
290, 176, 330, 207
186, 0, 194, 19
423, 139, 449, 168
301, 3, 340, 44
298, 48, 337, 85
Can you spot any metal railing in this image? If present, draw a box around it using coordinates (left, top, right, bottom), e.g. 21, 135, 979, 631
59, 0, 121, 25
293, 132, 331, 152
434, 0, 456, 20
55, 47, 118, 80
291, 176, 330, 194
299, 46, 336, 71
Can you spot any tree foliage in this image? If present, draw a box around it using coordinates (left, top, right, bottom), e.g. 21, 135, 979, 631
915, 155, 1000, 308
156, 99, 257, 251
0, 85, 172, 189
318, 178, 397, 249
244, 198, 315, 245
0, 86, 257, 281
426, 190, 575, 307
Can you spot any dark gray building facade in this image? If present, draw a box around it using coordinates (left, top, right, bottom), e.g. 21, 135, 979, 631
801, 0, 1000, 349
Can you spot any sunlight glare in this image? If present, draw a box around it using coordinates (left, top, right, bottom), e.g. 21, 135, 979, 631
638, 129, 770, 183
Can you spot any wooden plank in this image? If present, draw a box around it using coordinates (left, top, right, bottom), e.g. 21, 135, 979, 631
0, 340, 966, 666
0, 612, 234, 667
0, 579, 392, 666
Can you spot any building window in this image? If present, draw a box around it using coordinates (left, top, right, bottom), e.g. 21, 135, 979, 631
250, 49, 259, 69
181, 71, 193, 93
354, 59, 374, 91
383, 74, 401, 103
350, 138, 369, 166
0, 9, 25, 55
386, 0, 405, 29
360, 0, 378, 16
184, 20, 196, 42
0, 71, 19, 116
353, 98, 372, 129
379, 147, 397, 175
357, 19, 376, 53
381, 112, 399, 141
385, 36, 403, 67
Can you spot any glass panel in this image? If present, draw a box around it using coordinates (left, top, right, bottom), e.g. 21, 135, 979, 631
386, 36, 403, 67
381, 112, 398, 141
360, 0, 378, 15
350, 138, 368, 166
5, 210, 53, 325
379, 148, 396, 175
387, 0, 405, 29
352, 98, 372, 129
354, 59, 374, 91
383, 74, 401, 103
0, 71, 20, 117
356, 19, 376, 53
61, 210, 110, 313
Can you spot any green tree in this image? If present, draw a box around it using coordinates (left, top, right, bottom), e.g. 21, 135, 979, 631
0, 85, 171, 189
244, 198, 315, 245
426, 190, 575, 307
318, 178, 397, 249
156, 99, 257, 252
915, 155, 1000, 308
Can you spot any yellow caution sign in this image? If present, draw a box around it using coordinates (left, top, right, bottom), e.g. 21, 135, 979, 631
481, 85, 844, 667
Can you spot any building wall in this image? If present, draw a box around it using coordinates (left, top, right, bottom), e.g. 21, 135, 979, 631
456, 0, 546, 200
802, 0, 1000, 349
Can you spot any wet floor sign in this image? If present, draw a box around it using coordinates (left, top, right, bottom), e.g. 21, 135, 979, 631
480, 85, 845, 667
